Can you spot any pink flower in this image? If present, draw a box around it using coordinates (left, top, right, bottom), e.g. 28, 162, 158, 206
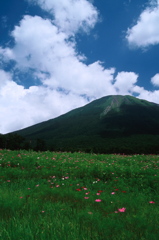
118, 208, 126, 212
111, 192, 115, 194
96, 193, 100, 195
84, 197, 89, 199
95, 199, 102, 202
149, 201, 155, 204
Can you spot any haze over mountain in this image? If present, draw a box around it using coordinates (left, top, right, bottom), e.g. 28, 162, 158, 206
12, 95, 159, 154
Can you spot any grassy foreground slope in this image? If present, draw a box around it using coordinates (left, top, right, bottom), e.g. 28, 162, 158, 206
1, 149, 159, 239
13, 95, 159, 154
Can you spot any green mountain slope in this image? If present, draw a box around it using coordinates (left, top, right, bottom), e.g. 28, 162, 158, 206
13, 95, 159, 153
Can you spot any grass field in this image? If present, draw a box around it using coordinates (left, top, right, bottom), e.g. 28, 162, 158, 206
1, 149, 159, 240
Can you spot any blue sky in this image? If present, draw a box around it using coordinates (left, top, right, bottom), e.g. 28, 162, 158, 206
0, 0, 159, 133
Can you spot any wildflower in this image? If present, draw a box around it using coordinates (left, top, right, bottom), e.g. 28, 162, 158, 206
20, 197, 23, 199
88, 212, 93, 214
149, 201, 155, 204
111, 192, 115, 194
76, 188, 81, 191
118, 208, 126, 212
95, 199, 102, 202
96, 193, 100, 195
84, 197, 89, 199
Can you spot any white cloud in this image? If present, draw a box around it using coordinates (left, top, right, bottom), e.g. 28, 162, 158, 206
27, 0, 98, 36
129, 84, 159, 104
151, 73, 159, 86
8, 15, 73, 70
126, 1, 159, 48
137, 89, 159, 104
0, 69, 12, 88
0, 1, 101, 133
0, 15, 117, 98
114, 71, 138, 95
0, 70, 88, 133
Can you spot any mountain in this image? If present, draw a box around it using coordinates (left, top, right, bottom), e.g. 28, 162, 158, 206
12, 95, 159, 154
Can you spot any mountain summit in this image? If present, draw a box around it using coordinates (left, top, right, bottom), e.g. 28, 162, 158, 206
13, 95, 159, 153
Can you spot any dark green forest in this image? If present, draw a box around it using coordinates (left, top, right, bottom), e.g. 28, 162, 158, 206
1, 133, 159, 154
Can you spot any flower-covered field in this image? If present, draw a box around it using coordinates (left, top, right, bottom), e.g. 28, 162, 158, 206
1, 149, 159, 239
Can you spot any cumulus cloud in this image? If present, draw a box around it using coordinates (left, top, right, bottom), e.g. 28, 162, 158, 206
136, 89, 159, 104
0, 68, 88, 133
0, 15, 116, 97
0, 1, 109, 134
126, 1, 159, 48
27, 0, 98, 36
151, 73, 159, 86
114, 72, 138, 95
5, 15, 74, 70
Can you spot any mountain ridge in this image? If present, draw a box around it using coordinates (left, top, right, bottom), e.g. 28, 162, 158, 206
10, 95, 159, 153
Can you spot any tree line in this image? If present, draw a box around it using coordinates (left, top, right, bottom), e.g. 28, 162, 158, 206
0, 133, 46, 151
1, 133, 159, 154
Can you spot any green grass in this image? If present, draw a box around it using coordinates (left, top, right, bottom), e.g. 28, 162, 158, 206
1, 149, 159, 239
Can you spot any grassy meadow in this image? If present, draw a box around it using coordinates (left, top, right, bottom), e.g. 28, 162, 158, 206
1, 149, 159, 239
